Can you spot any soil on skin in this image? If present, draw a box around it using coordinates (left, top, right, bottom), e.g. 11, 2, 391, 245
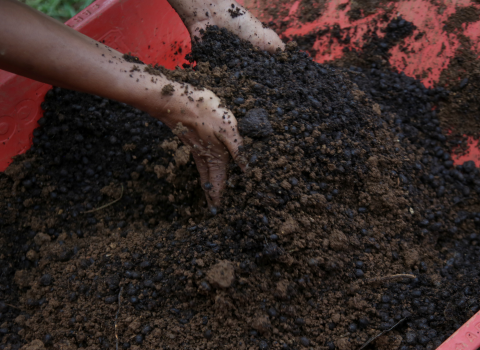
2, 17, 480, 350
228, 4, 245, 18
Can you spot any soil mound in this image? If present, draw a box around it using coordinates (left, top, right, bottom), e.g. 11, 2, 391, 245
1, 27, 480, 350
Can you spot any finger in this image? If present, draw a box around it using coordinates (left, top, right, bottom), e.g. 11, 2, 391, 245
262, 28, 285, 53
206, 153, 229, 208
191, 150, 212, 205
237, 10, 284, 53
215, 129, 247, 171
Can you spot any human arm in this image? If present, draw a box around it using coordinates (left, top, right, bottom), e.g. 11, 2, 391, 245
0, 0, 245, 208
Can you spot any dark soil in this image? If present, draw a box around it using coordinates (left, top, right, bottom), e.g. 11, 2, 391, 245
443, 5, 480, 32
2, 15, 480, 350
0, 87, 205, 350
285, 2, 480, 140
228, 4, 245, 18
345, 0, 394, 22
297, 0, 327, 24
436, 5, 480, 137
437, 45, 480, 138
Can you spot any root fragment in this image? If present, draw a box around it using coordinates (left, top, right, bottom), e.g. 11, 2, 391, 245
83, 184, 123, 214
358, 317, 407, 350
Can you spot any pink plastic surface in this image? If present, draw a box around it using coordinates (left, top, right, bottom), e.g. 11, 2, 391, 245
436, 310, 480, 350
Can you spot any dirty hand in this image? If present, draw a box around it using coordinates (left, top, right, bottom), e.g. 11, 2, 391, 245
168, 0, 285, 53
0, 0, 249, 209
144, 81, 246, 209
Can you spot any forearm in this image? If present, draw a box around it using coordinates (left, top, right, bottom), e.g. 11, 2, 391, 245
0, 0, 169, 111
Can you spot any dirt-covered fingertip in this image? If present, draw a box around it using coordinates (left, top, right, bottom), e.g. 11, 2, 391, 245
264, 30, 285, 53
218, 131, 247, 171
206, 157, 228, 208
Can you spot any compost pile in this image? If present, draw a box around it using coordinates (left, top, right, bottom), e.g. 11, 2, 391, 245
2, 26, 480, 350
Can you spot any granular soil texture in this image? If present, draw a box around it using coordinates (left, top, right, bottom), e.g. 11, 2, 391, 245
289, 3, 480, 140
288, 14, 417, 75
0, 91, 205, 350
2, 27, 480, 350
436, 4, 480, 137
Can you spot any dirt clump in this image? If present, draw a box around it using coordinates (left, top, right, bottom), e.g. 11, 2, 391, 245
443, 5, 480, 32
161, 83, 176, 95
228, 4, 245, 18
238, 108, 274, 138
206, 260, 235, 289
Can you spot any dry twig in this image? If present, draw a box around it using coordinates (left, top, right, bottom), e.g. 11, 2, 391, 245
83, 184, 123, 214
358, 317, 407, 350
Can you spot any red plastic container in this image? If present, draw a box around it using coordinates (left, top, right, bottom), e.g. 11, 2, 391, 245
1, 0, 480, 349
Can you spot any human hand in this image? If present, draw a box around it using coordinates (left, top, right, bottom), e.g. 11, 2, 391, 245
0, 0, 250, 210
143, 81, 245, 210
155, 0, 283, 208
168, 0, 285, 53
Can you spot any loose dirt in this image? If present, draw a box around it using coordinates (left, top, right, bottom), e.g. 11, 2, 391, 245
1, 10, 480, 350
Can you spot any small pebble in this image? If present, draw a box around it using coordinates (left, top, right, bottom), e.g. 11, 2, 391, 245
204, 329, 212, 340
134, 335, 143, 344
299, 337, 310, 346
40, 274, 52, 286
259, 340, 269, 349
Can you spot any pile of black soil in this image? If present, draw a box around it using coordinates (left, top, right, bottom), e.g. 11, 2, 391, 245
290, 15, 417, 68
287, 3, 480, 143
2, 27, 480, 350
0, 90, 204, 350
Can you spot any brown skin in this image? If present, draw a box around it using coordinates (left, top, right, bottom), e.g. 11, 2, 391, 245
168, 0, 284, 52
0, 0, 284, 209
